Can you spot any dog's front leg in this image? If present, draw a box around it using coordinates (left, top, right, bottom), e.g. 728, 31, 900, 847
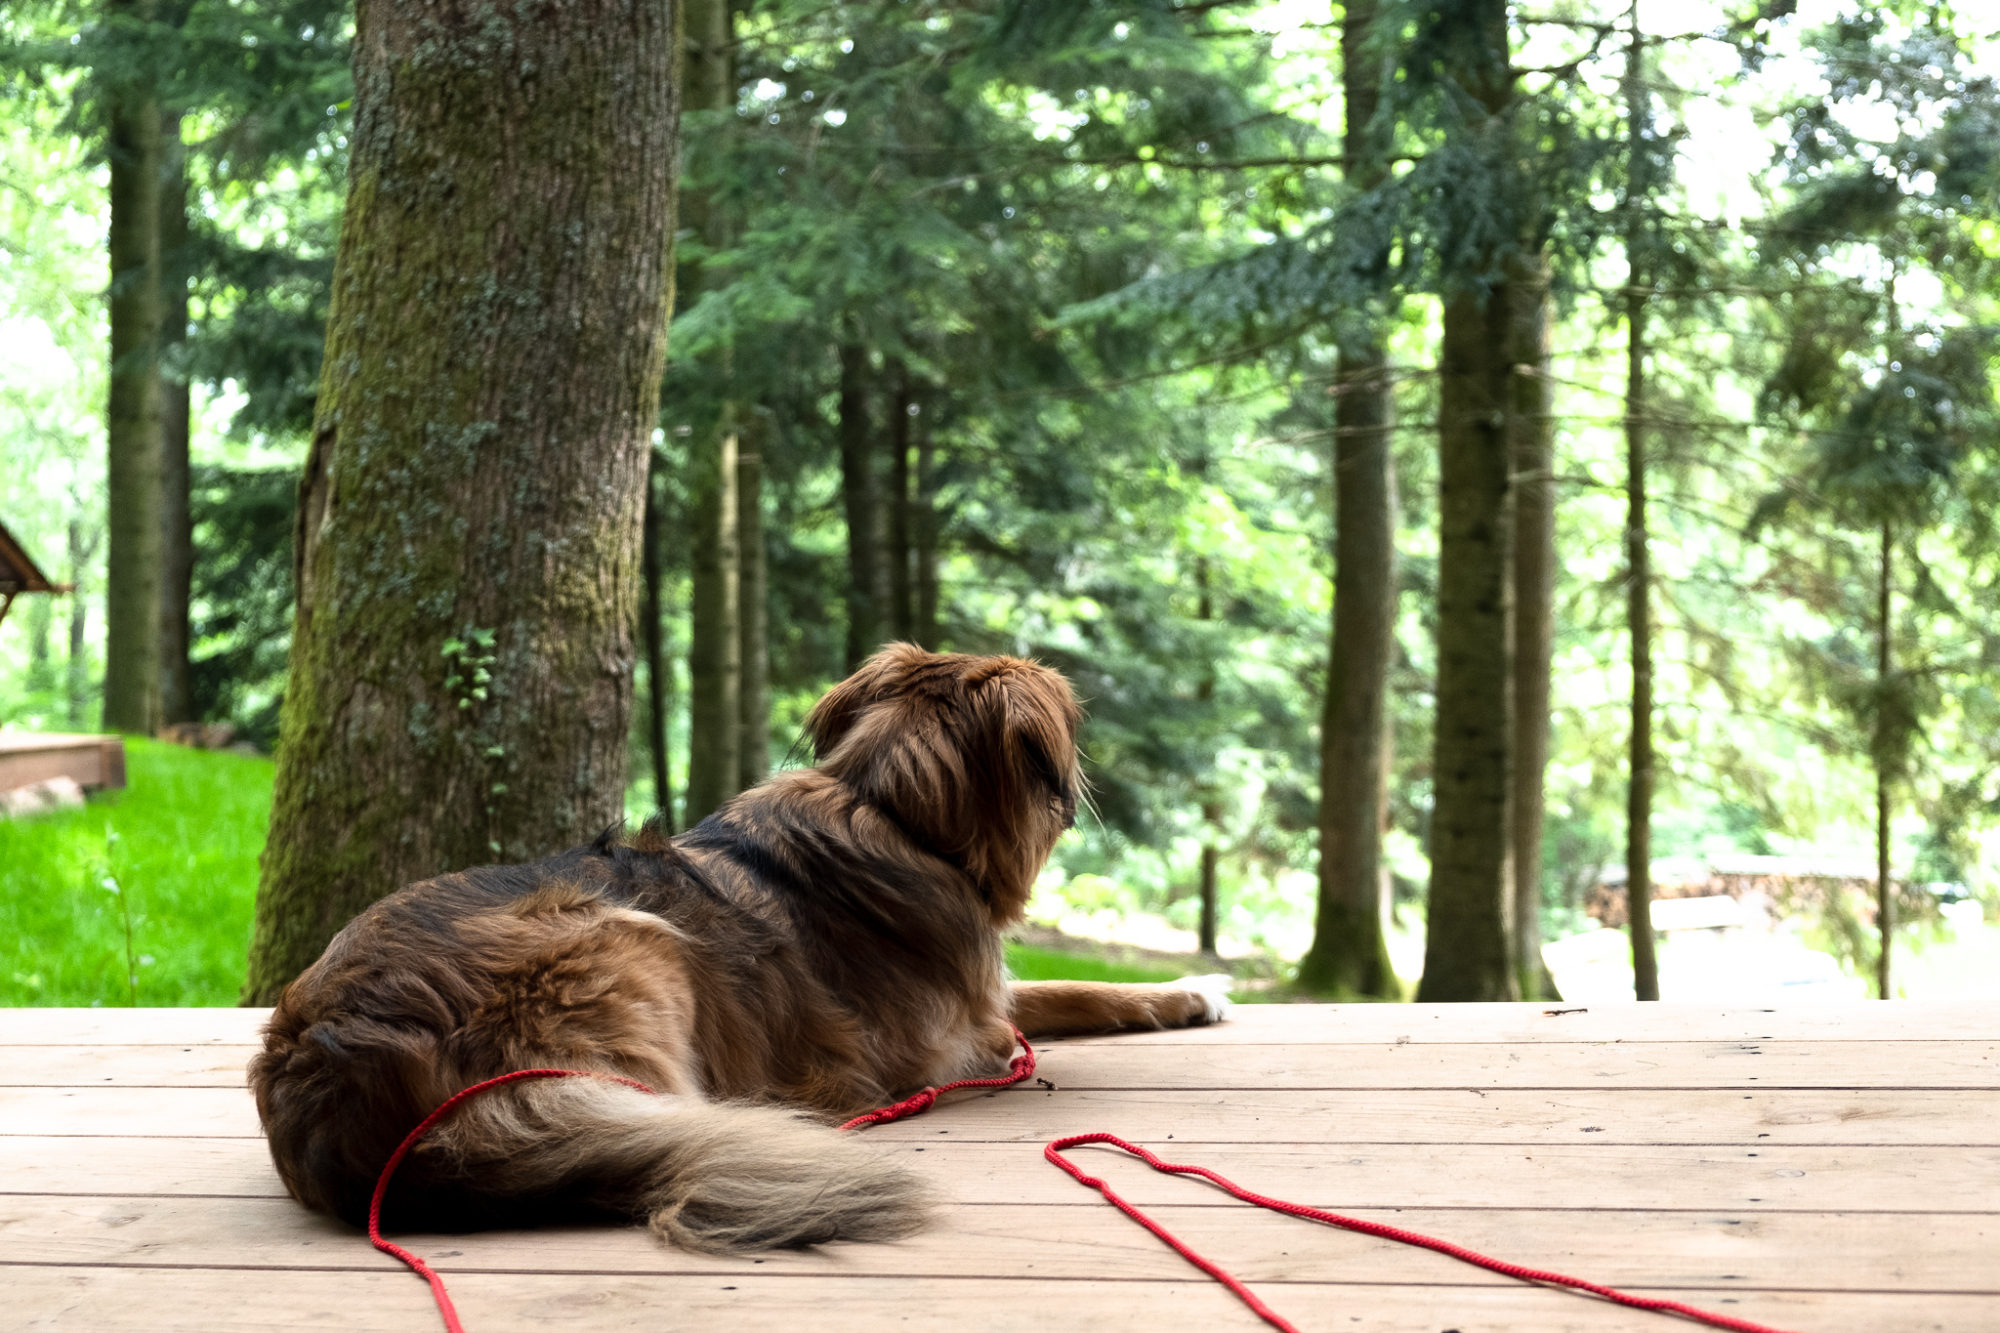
1008, 976, 1232, 1039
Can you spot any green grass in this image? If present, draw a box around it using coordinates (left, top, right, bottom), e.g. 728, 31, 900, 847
1, 738, 272, 1006
1002, 942, 1187, 984
0, 744, 1181, 1005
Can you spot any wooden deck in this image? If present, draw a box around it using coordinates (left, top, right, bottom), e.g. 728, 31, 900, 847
2, 1001, 1995, 1331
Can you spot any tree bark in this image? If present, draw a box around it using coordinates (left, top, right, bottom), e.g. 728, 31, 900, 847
736, 433, 769, 789
1298, 0, 1398, 999
1508, 253, 1560, 1002
241, 0, 679, 1003
839, 340, 886, 670
641, 446, 673, 826
158, 114, 194, 726
1623, 0, 1661, 1003
687, 424, 741, 823
1875, 518, 1892, 1001
103, 5, 166, 737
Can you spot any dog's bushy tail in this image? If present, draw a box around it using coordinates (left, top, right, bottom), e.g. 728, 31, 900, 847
254, 1031, 931, 1252
423, 1076, 932, 1252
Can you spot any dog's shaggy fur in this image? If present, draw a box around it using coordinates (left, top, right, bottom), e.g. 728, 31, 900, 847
250, 644, 1228, 1252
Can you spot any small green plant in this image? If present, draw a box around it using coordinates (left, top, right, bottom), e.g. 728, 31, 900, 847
443, 627, 509, 855
441, 627, 498, 709
94, 826, 153, 1006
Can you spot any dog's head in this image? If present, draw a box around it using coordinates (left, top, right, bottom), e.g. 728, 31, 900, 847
806, 643, 1082, 921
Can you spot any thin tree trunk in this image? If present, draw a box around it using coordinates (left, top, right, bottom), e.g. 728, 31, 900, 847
242, 0, 679, 1002
687, 424, 741, 823
887, 363, 913, 642
913, 412, 939, 650
839, 340, 886, 670
1416, 0, 1519, 1003
1876, 518, 1892, 1000
737, 434, 769, 789
1297, 0, 1397, 999
641, 447, 673, 826
67, 518, 93, 728
1418, 287, 1519, 1003
679, 0, 741, 824
1195, 554, 1220, 956
1508, 253, 1560, 1002
1623, 0, 1661, 1003
103, 6, 165, 737
1298, 350, 1399, 997
158, 114, 194, 725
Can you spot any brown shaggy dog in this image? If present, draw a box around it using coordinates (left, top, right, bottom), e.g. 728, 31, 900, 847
250, 644, 1230, 1252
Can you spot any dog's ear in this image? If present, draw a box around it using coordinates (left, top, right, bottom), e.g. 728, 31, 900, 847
805, 642, 931, 760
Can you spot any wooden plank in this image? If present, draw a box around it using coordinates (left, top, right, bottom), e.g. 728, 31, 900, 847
0, 1009, 267, 1046
8, 1082, 2000, 1147
8, 999, 2000, 1047
0, 1137, 285, 1198
8, 1135, 1999, 1216
0, 1046, 259, 1087
1, 1192, 1994, 1292
1, 1264, 1971, 1332
11, 1039, 1997, 1091
1045, 1000, 2000, 1045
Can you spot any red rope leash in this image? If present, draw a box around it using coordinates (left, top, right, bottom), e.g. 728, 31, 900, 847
367, 1067, 658, 1333
368, 1029, 1802, 1333
1043, 1132, 1801, 1333
837, 1026, 1038, 1130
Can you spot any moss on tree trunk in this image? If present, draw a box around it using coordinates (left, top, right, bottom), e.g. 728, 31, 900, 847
241, 0, 680, 1003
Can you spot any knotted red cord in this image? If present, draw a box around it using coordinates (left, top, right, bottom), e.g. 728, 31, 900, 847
1043, 1132, 1800, 1333
369, 1028, 1802, 1333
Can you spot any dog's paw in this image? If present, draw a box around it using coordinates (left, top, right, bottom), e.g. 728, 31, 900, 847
1168, 973, 1234, 1025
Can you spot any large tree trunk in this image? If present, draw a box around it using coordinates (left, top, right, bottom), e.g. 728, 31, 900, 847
103, 8, 166, 737
1297, 0, 1398, 999
736, 435, 769, 789
640, 447, 674, 825
1508, 253, 1560, 1001
241, 0, 679, 1003
839, 340, 886, 670
158, 115, 194, 726
1623, 0, 1661, 1003
686, 424, 741, 824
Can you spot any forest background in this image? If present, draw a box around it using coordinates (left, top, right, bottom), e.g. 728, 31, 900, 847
3, 0, 2000, 1006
